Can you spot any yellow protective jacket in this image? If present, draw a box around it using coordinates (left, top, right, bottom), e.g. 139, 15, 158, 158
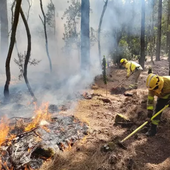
147, 76, 170, 111
125, 61, 142, 77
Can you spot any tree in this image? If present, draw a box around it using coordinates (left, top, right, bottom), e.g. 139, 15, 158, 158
62, 0, 81, 54
147, 0, 155, 64
98, 0, 108, 67
156, 0, 162, 61
81, 0, 90, 71
166, 0, 170, 55
39, 0, 52, 73
167, 0, 170, 75
0, 0, 8, 59
20, 7, 37, 101
139, 0, 146, 68
46, 0, 56, 35
4, 0, 22, 100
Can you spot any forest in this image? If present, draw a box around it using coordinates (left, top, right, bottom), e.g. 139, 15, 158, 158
0, 0, 170, 170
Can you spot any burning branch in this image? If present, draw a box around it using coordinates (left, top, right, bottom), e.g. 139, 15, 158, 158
25, 103, 51, 132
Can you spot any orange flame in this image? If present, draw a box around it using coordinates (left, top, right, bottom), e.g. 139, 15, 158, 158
25, 102, 51, 132
65, 140, 73, 151
0, 116, 9, 146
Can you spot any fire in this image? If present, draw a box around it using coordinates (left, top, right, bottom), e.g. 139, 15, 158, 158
65, 140, 73, 151
24, 165, 33, 170
0, 116, 9, 146
25, 102, 51, 132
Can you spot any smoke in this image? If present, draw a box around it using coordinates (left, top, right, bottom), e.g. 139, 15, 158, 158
0, 0, 153, 117
91, 0, 154, 57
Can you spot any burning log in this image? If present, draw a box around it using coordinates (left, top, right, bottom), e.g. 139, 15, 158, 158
0, 103, 88, 170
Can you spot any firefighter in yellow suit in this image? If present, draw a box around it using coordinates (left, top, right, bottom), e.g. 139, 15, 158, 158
120, 58, 143, 89
146, 73, 170, 136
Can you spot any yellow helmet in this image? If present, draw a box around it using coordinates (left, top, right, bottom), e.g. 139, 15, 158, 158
120, 58, 128, 65
146, 74, 164, 93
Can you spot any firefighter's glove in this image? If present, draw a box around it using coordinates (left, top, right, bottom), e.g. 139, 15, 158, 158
147, 110, 153, 118
126, 75, 129, 79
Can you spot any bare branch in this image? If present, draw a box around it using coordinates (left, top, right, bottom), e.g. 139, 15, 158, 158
20, 7, 37, 101
98, 0, 109, 67
39, 0, 52, 72
26, 0, 32, 21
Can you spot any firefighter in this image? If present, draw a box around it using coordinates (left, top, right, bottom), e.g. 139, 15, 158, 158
120, 58, 143, 89
146, 73, 170, 136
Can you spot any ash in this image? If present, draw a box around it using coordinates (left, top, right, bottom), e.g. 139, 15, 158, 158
0, 114, 88, 170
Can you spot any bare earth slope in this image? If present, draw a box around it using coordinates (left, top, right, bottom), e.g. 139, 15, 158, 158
42, 58, 170, 170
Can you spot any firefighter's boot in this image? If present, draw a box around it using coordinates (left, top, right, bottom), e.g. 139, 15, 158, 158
146, 124, 157, 137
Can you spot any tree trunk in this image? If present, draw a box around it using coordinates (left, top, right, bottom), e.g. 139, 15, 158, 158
0, 0, 8, 59
151, 0, 155, 64
139, 0, 145, 69
4, 0, 22, 99
20, 7, 37, 101
98, 0, 108, 68
166, 0, 170, 56
81, 0, 90, 71
148, 0, 155, 64
127, 0, 134, 45
156, 0, 162, 61
167, 0, 170, 75
40, 0, 52, 73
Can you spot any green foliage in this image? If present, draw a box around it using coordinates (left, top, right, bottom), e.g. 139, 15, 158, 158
90, 27, 97, 47
128, 36, 141, 58
46, 0, 56, 36
46, 1, 55, 28
110, 35, 139, 66
102, 55, 107, 85
62, 0, 81, 52
105, 0, 170, 65
62, 0, 97, 53
14, 53, 41, 80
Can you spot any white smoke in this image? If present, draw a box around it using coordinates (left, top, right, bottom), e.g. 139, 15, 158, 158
0, 0, 154, 117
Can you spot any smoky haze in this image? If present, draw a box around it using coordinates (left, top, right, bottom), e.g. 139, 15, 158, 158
0, 0, 152, 117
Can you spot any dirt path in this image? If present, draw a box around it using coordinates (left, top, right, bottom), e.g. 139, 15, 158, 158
41, 58, 170, 170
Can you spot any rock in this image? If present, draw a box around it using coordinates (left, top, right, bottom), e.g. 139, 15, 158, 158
82, 92, 92, 99
124, 92, 133, 97
91, 83, 99, 89
98, 97, 112, 103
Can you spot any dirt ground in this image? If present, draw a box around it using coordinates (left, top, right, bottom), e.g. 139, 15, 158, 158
41, 57, 170, 170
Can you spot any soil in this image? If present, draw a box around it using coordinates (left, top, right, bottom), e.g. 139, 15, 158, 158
41, 57, 170, 170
